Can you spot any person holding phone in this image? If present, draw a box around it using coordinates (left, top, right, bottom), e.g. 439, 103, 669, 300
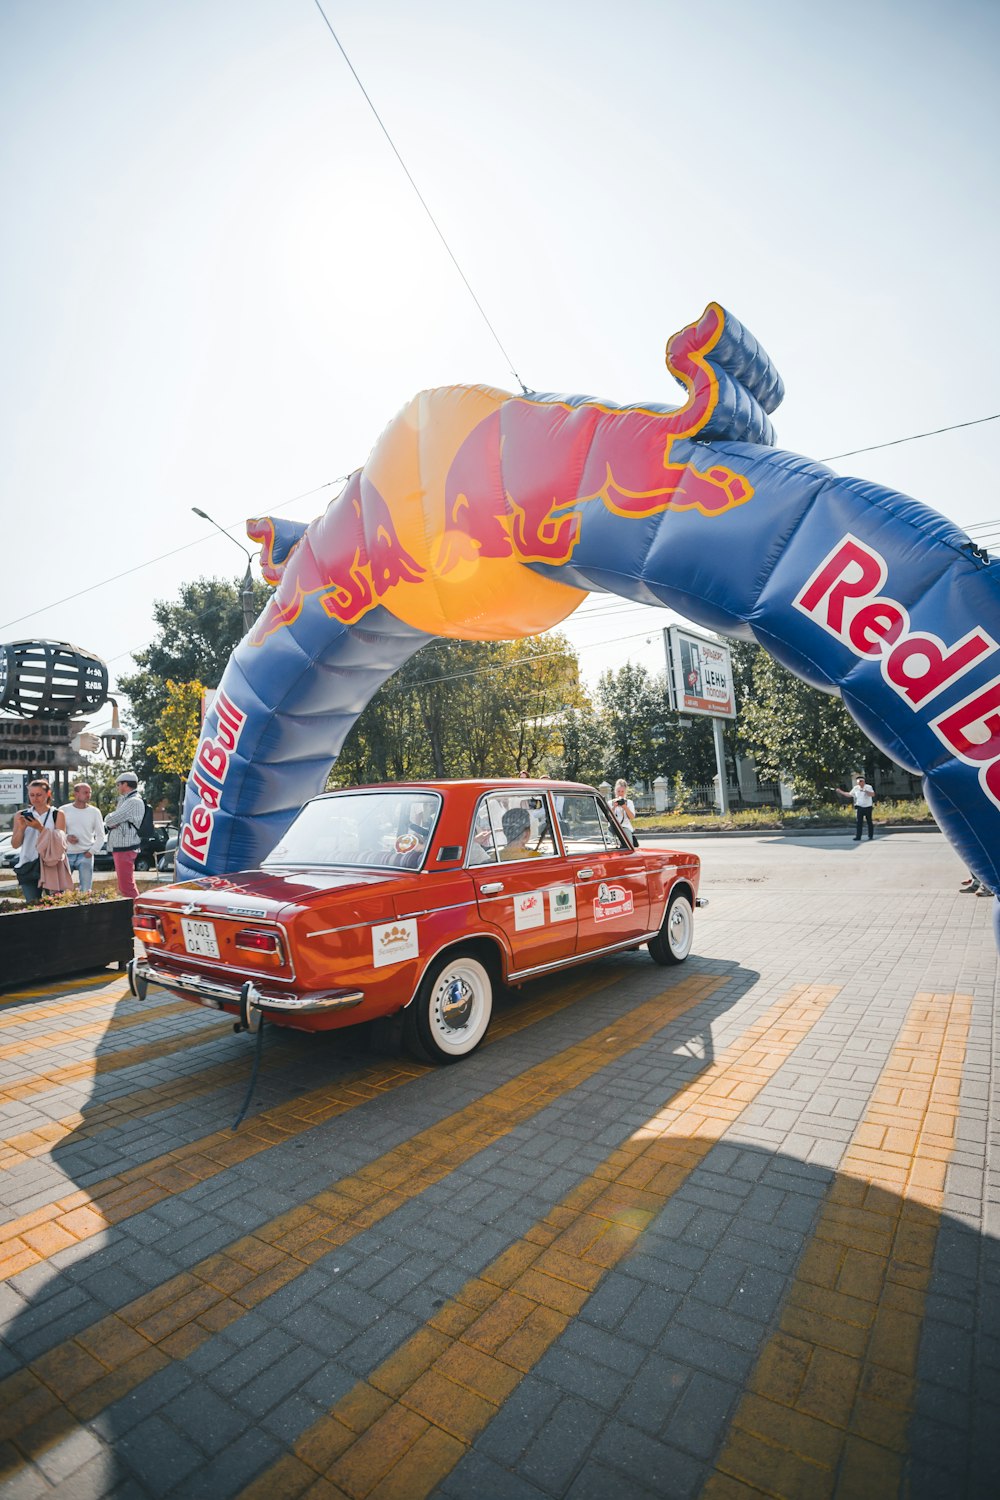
11, 779, 67, 903
611, 778, 638, 847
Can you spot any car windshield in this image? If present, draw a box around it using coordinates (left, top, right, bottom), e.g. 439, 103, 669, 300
262, 790, 441, 870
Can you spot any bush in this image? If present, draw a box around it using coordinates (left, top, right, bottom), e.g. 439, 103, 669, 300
0, 887, 130, 916
634, 798, 933, 833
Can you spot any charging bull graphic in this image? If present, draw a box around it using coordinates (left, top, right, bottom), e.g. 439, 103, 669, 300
177, 303, 1000, 896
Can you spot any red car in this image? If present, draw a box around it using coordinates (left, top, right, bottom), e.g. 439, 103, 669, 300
129, 780, 706, 1063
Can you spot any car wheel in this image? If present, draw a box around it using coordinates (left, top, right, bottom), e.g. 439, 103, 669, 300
404, 949, 494, 1063
648, 890, 693, 965
135, 855, 152, 872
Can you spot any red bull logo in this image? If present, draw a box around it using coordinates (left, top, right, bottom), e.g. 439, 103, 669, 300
247, 303, 753, 647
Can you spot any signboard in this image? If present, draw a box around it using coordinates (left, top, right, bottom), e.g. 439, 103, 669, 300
0, 771, 26, 803
664, 627, 735, 719
0, 717, 88, 770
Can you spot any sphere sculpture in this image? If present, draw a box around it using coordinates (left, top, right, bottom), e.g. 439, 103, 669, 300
0, 640, 109, 719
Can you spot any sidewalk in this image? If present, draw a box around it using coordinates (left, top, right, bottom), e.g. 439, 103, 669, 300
0, 833, 996, 1497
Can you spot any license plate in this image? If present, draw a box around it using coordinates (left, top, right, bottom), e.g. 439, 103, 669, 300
181, 918, 220, 958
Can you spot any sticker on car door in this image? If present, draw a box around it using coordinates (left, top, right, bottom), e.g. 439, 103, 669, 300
593, 882, 634, 922
513, 891, 545, 930
549, 886, 576, 922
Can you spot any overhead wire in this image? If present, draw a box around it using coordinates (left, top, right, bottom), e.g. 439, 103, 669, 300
310, 0, 526, 395
818, 411, 999, 462
0, 478, 348, 633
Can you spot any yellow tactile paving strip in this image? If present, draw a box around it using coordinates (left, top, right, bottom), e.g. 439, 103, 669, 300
224, 984, 839, 1500
700, 990, 972, 1499
236, 983, 841, 1500
0, 967, 616, 1174
0, 979, 130, 1029
0, 972, 724, 1467
0, 972, 117, 1011
0, 1013, 236, 1109
0, 998, 191, 1062
0, 965, 631, 1268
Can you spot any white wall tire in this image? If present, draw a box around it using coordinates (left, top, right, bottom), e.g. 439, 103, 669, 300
407, 950, 494, 1062
648, 891, 694, 966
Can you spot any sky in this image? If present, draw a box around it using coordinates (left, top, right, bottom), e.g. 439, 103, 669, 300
1, 0, 998, 743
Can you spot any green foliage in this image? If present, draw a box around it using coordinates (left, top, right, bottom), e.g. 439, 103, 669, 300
334, 635, 586, 784
730, 640, 885, 798
76, 761, 130, 817
117, 575, 271, 816
670, 772, 696, 813
150, 680, 205, 780
0, 887, 129, 915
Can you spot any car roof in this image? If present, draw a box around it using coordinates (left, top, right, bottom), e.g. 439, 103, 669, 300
310, 778, 599, 798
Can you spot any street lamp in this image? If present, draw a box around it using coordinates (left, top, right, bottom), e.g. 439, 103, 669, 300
100, 699, 128, 762
191, 507, 257, 635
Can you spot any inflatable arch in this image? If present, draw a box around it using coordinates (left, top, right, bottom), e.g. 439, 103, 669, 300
176, 304, 1000, 895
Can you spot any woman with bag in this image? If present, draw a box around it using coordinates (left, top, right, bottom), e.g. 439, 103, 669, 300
11, 779, 69, 903
611, 778, 639, 847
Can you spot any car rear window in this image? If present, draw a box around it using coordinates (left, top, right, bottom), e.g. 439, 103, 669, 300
263, 790, 442, 870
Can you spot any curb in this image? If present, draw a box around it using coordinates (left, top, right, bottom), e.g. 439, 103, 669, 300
634, 825, 940, 841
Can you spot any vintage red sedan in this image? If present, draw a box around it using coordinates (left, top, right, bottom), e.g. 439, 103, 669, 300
129, 780, 706, 1063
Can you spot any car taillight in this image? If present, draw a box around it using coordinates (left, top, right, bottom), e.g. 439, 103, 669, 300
132, 913, 164, 944
235, 928, 284, 958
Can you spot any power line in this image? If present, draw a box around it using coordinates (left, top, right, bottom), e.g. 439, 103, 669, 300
0, 479, 345, 633
7, 414, 999, 639
820, 412, 1000, 462
310, 0, 526, 396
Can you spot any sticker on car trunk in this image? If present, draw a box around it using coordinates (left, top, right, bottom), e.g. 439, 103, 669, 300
372, 919, 418, 967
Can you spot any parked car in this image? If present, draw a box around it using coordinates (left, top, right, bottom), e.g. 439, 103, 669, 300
156, 830, 178, 876
129, 781, 706, 1063
0, 832, 18, 870
95, 825, 174, 873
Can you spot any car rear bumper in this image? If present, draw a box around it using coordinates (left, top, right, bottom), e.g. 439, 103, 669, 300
129, 956, 365, 1015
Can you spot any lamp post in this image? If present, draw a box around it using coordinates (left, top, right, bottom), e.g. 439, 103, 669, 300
191, 507, 256, 635
100, 699, 128, 762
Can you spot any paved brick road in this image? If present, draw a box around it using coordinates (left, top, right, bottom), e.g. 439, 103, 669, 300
0, 832, 997, 1498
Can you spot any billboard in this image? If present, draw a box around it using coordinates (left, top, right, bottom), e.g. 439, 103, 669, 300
664, 627, 735, 719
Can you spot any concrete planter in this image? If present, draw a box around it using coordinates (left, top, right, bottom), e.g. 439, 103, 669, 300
0, 898, 133, 991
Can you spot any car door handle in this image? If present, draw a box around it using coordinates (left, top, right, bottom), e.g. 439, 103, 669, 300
576, 868, 594, 880
480, 882, 504, 894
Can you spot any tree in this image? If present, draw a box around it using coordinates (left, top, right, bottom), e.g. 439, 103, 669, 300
117, 575, 271, 816
150, 680, 205, 811
547, 702, 607, 785
730, 640, 885, 797
333, 634, 586, 784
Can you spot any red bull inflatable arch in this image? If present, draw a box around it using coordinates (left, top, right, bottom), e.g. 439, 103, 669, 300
176, 303, 1000, 897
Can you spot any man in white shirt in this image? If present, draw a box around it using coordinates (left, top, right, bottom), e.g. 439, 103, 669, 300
834, 775, 875, 841
60, 782, 106, 893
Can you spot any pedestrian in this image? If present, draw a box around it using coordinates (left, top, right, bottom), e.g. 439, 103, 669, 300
833, 774, 875, 841
11, 779, 68, 904
611, 778, 638, 847
60, 781, 105, 894
104, 772, 144, 899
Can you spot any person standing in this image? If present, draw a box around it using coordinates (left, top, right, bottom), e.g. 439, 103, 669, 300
611, 778, 638, 846
11, 779, 67, 904
104, 772, 144, 899
60, 782, 105, 893
834, 774, 875, 840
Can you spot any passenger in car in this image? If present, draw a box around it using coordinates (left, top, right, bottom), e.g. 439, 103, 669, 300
498, 806, 542, 861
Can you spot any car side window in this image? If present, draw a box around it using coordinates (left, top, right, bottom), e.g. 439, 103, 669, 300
556, 794, 625, 855
468, 793, 557, 865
